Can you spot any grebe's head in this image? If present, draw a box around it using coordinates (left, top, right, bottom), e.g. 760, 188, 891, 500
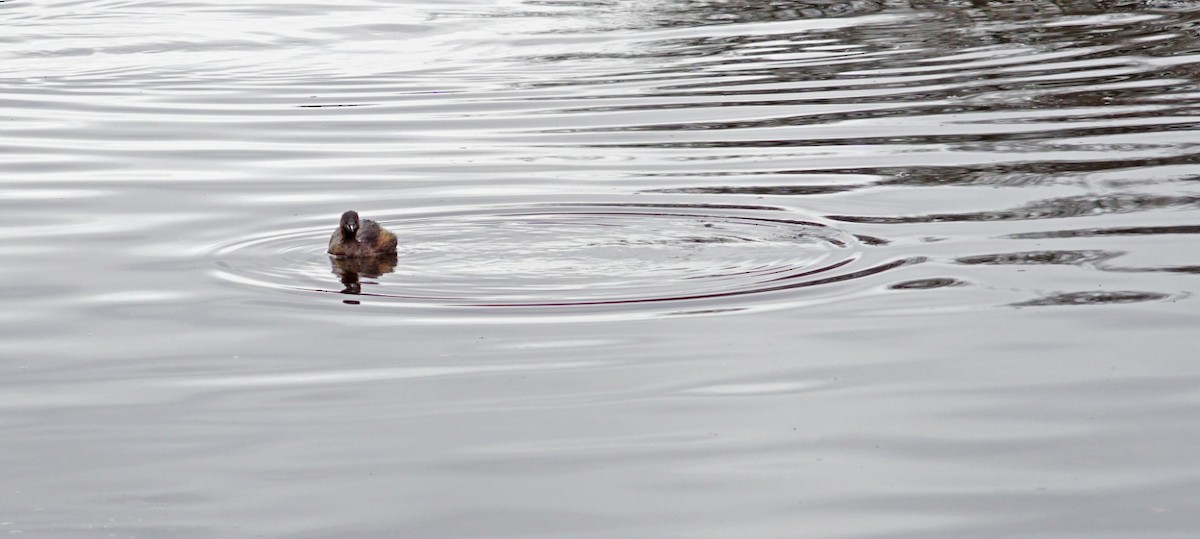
340, 210, 360, 235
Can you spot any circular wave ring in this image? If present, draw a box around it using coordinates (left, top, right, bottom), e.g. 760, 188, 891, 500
211, 205, 901, 312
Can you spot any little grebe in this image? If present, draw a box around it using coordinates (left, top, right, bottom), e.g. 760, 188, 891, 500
327, 210, 398, 257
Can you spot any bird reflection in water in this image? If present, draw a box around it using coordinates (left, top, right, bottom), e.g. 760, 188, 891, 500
329, 253, 398, 304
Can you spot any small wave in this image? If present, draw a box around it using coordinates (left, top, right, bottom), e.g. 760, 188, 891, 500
208, 203, 905, 319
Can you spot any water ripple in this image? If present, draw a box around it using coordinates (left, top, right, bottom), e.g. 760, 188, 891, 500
209, 203, 905, 318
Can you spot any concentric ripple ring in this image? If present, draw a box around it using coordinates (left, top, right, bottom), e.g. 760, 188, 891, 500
210, 204, 910, 316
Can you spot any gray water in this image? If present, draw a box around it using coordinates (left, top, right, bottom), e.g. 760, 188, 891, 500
3, 0, 1200, 537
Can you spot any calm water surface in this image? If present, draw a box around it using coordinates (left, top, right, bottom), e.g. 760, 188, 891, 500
3, 0, 1200, 536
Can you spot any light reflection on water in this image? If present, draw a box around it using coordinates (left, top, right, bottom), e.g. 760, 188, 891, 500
2, 0, 1200, 537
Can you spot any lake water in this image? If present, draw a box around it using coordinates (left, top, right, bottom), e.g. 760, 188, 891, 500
3, 0, 1200, 536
